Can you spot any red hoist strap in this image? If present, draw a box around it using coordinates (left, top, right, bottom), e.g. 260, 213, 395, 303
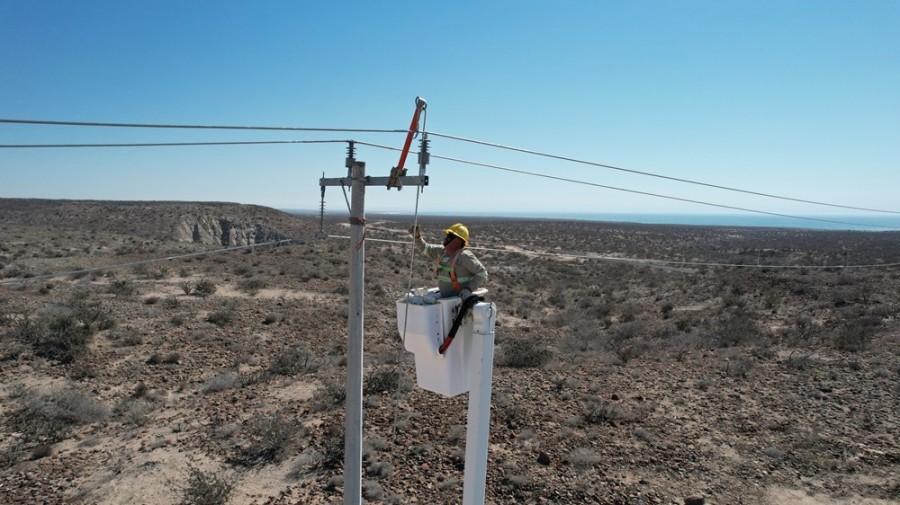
435, 249, 463, 293
449, 250, 462, 293
438, 294, 483, 354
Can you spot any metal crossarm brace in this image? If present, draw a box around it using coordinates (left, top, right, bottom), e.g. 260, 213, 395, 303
319, 175, 429, 188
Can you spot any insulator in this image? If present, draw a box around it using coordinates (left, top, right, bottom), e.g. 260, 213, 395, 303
345, 141, 356, 168
418, 138, 430, 166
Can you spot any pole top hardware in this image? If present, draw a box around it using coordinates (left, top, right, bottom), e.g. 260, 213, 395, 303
387, 97, 429, 190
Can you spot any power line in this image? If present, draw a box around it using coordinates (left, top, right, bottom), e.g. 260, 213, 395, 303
354, 142, 900, 231
331, 236, 900, 270
0, 239, 293, 287
0, 118, 406, 134
0, 140, 349, 149
425, 130, 900, 216
3, 121, 897, 226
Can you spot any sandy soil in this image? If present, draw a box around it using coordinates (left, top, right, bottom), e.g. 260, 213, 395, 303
1, 201, 898, 504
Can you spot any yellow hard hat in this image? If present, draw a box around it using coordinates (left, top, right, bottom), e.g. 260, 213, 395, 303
443, 223, 470, 246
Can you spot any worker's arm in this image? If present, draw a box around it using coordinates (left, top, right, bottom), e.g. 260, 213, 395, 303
410, 225, 441, 260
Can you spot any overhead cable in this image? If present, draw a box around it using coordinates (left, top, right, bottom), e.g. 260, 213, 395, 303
425, 130, 900, 216
3, 122, 897, 225
354, 142, 900, 231
0, 118, 405, 134
0, 140, 349, 149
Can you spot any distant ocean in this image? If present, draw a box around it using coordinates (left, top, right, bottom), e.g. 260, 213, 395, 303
460, 212, 900, 232
284, 209, 900, 232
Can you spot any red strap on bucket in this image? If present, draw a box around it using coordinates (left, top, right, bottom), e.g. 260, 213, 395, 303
438, 294, 483, 354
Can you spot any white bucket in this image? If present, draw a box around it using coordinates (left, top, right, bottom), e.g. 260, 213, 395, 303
397, 292, 471, 397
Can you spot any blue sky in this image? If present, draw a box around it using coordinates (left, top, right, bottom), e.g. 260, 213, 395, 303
2, 1, 898, 219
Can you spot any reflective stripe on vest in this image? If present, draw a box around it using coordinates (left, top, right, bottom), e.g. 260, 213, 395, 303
435, 249, 463, 292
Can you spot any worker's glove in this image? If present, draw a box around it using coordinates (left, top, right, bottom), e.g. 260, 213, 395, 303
459, 288, 472, 300
409, 225, 422, 240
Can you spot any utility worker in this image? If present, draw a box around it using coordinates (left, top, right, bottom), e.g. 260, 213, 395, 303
410, 223, 488, 299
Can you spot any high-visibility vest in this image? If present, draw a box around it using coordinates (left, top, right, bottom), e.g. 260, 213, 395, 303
434, 249, 475, 293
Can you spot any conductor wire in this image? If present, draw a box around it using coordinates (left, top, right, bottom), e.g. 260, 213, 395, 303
352, 142, 900, 231
0, 140, 350, 148
0, 118, 406, 134
425, 130, 900, 216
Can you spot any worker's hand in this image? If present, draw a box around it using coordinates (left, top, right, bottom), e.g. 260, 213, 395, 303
409, 225, 422, 240
460, 288, 472, 300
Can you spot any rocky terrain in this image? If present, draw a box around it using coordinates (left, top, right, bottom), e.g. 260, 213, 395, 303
0, 199, 898, 505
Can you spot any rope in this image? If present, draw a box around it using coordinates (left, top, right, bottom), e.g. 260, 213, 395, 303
387, 127, 428, 499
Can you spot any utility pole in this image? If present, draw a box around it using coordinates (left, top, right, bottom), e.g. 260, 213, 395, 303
320, 130, 429, 505
345, 147, 365, 505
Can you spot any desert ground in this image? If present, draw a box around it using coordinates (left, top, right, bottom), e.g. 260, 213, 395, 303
1, 199, 898, 505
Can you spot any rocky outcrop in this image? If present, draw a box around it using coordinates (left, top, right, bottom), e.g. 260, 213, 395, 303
0, 199, 304, 244
174, 216, 288, 246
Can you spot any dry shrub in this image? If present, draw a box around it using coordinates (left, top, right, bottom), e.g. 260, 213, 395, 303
711, 312, 761, 348
725, 355, 756, 378
16, 302, 104, 364
181, 466, 234, 505
784, 315, 821, 346
498, 336, 554, 368
312, 379, 346, 412
268, 341, 317, 376
237, 278, 266, 295
236, 415, 305, 465
7, 387, 108, 445
193, 279, 217, 297
565, 447, 602, 468
364, 366, 408, 395
582, 395, 632, 425
362, 480, 385, 501
201, 370, 242, 394
206, 310, 233, 326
